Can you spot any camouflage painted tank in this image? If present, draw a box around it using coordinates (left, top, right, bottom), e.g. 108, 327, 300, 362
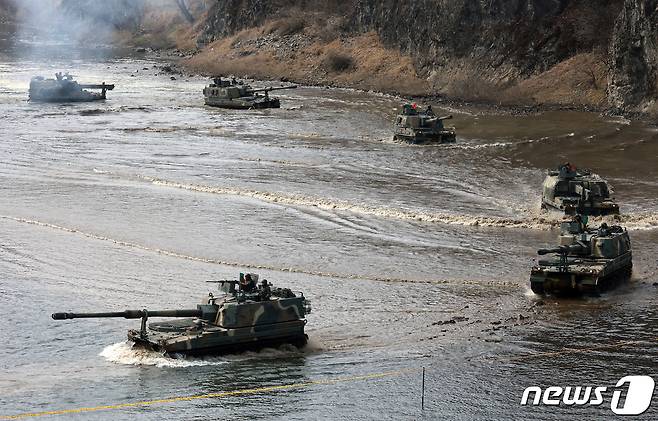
52, 273, 311, 357
530, 217, 632, 296
203, 77, 297, 109
29, 72, 114, 103
541, 163, 619, 216
393, 104, 456, 144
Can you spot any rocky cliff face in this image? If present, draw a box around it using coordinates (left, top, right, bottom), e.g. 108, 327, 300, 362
352, 1, 617, 76
198, 0, 351, 45
608, 0, 658, 111
349, 0, 623, 99
189, 0, 658, 111
198, 0, 272, 44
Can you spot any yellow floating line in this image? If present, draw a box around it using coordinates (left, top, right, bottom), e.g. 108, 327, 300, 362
0, 369, 415, 420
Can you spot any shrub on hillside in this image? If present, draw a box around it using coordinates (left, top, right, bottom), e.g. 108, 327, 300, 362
323, 51, 354, 72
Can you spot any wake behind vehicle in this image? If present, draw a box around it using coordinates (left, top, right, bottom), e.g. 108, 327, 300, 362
29, 72, 114, 102
393, 103, 456, 144
52, 273, 311, 357
530, 217, 632, 296
541, 163, 619, 216
203, 76, 297, 109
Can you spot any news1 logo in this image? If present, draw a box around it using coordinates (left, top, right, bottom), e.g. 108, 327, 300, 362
521, 376, 655, 415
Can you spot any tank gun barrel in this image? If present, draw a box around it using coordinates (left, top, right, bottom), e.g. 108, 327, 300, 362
246, 85, 297, 94
537, 247, 567, 255
537, 244, 588, 255
437, 114, 453, 120
52, 309, 202, 320
78, 83, 115, 91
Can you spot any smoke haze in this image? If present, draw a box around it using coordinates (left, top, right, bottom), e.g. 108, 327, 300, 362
9, 0, 145, 59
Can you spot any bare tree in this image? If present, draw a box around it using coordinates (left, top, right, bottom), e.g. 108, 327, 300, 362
176, 0, 194, 24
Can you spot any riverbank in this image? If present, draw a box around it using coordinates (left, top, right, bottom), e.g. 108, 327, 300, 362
157, 47, 628, 120
181, 15, 611, 113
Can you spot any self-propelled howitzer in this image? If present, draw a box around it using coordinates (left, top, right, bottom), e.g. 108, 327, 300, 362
530, 218, 632, 296
540, 163, 619, 216
203, 76, 297, 109
393, 104, 456, 144
52, 274, 311, 357
29, 73, 114, 103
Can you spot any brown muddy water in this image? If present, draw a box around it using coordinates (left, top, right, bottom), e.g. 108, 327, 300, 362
1, 54, 657, 420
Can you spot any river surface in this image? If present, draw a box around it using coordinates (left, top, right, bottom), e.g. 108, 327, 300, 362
1, 52, 658, 420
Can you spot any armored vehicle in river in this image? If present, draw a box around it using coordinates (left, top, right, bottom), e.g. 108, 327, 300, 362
541, 163, 619, 216
393, 103, 456, 144
203, 77, 297, 109
29, 72, 114, 103
52, 273, 311, 357
530, 217, 632, 296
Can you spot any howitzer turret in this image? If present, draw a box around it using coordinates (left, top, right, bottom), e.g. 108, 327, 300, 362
530, 218, 632, 296
52, 273, 311, 357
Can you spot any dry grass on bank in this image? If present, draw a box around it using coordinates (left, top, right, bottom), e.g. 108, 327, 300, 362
185, 18, 429, 95
428, 52, 608, 107
510, 52, 608, 107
